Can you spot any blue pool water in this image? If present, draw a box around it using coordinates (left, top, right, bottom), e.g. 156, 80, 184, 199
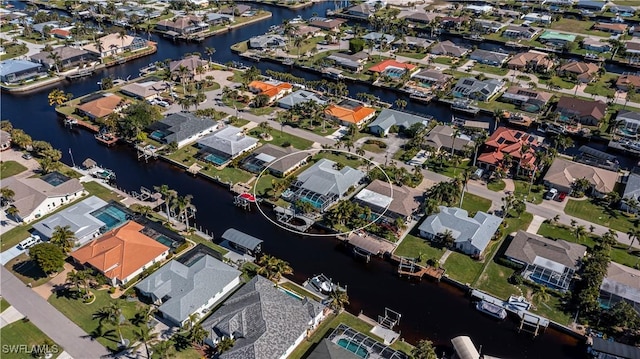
91, 205, 129, 231
150, 130, 167, 141
337, 338, 368, 358
204, 153, 229, 165
41, 172, 70, 187
300, 196, 323, 209
278, 287, 303, 300
156, 234, 175, 248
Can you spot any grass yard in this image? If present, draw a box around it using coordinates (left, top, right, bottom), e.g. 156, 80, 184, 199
49, 289, 149, 352
0, 320, 60, 359
444, 252, 484, 284
394, 234, 445, 265
165, 145, 253, 185
287, 36, 325, 57
550, 18, 609, 37
316, 152, 363, 169
432, 56, 454, 65
513, 179, 544, 204
487, 180, 506, 192
396, 51, 428, 60
5, 253, 51, 286
185, 233, 229, 255
475, 260, 522, 299
252, 129, 313, 150
472, 64, 509, 76
279, 281, 322, 302
584, 73, 619, 98
539, 76, 576, 90
248, 107, 276, 116
361, 142, 386, 153
0, 42, 28, 60
427, 158, 471, 178
83, 182, 124, 203
1, 297, 10, 312
461, 193, 492, 216
564, 199, 636, 233
0, 160, 28, 179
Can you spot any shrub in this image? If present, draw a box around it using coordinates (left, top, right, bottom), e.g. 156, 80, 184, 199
108, 287, 115, 294
281, 142, 291, 148
509, 274, 523, 285
174, 242, 190, 254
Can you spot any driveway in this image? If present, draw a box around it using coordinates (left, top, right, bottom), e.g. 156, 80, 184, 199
0, 245, 25, 265
0, 266, 110, 359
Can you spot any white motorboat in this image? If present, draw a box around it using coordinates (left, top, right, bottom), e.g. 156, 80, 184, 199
309, 274, 333, 293
476, 300, 507, 320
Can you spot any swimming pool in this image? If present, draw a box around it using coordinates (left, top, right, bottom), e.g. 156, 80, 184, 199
300, 196, 324, 209
383, 68, 404, 78
150, 130, 168, 141
155, 234, 176, 248
337, 338, 368, 358
91, 205, 129, 231
204, 153, 229, 166
41, 172, 71, 187
277, 287, 304, 300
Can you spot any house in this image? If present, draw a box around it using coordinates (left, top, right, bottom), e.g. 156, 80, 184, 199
325, 103, 376, 128
285, 158, 365, 212
135, 254, 241, 327
600, 262, 640, 313
469, 49, 509, 66
50, 28, 71, 39
625, 42, 640, 56
326, 52, 368, 72
32, 21, 60, 36
0, 59, 43, 83
403, 11, 444, 25
71, 221, 169, 286
292, 25, 320, 38
76, 94, 128, 120
466, 4, 493, 15
248, 80, 293, 103
308, 326, 408, 359
367, 108, 431, 137
197, 126, 258, 163
614, 110, 640, 136
30, 46, 93, 70
248, 34, 286, 49
32, 196, 108, 247
429, 40, 470, 58
473, 19, 504, 34
582, 38, 612, 52
538, 31, 577, 46
440, 16, 469, 30
616, 74, 640, 91
308, 17, 346, 32
169, 55, 208, 79
219, 4, 251, 16
156, 15, 208, 35
277, 90, 329, 109
83, 33, 148, 58
451, 77, 504, 102
368, 59, 416, 76
147, 112, 218, 149
345, 3, 374, 19
424, 124, 474, 154
507, 51, 555, 72
362, 32, 395, 44
411, 69, 452, 89
576, 0, 607, 12
504, 231, 586, 291
622, 172, 640, 213
557, 61, 600, 83
609, 5, 635, 15
205, 13, 234, 26
594, 22, 628, 34
393, 36, 433, 50
477, 127, 539, 174
418, 206, 502, 257
500, 86, 553, 112
556, 96, 607, 125
588, 338, 640, 359
120, 80, 167, 100
521, 13, 552, 24
201, 275, 326, 359
353, 179, 421, 223
2, 172, 85, 223
502, 25, 539, 40
543, 157, 619, 197
241, 144, 310, 177
0, 130, 10, 151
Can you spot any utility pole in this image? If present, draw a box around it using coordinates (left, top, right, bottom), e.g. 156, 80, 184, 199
68, 148, 76, 168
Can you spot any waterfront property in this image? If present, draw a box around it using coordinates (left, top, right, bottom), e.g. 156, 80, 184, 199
368, 59, 416, 77
2, 172, 85, 223
201, 275, 326, 359
538, 31, 577, 47
76, 94, 129, 121
353, 179, 422, 224
220, 228, 263, 256
556, 96, 607, 125
196, 126, 259, 165
169, 55, 209, 80
556, 61, 600, 83
156, 14, 208, 35
600, 262, 640, 312
147, 112, 218, 149
277, 90, 329, 109
502, 25, 539, 40
362, 32, 396, 45
0, 59, 43, 84
469, 49, 509, 67
473, 19, 504, 34
31, 196, 107, 246
451, 77, 504, 102
418, 206, 502, 257
393, 36, 433, 50
593, 22, 628, 34
507, 51, 555, 73
410, 69, 453, 90
543, 157, 619, 197
521, 13, 552, 24
135, 253, 241, 327
70, 221, 169, 286
504, 231, 586, 291
242, 144, 310, 177
477, 127, 539, 175
325, 102, 376, 129
616, 74, 640, 92
119, 79, 167, 100
326, 52, 368, 72
313, 324, 409, 359
622, 172, 640, 213
248, 80, 293, 104
582, 38, 612, 53
613, 110, 640, 137
344, 3, 375, 19
500, 86, 553, 112
283, 158, 365, 212
424, 125, 474, 155
248, 34, 287, 49
30, 47, 94, 71
367, 109, 431, 137
308, 17, 346, 32
429, 40, 470, 58
83, 33, 149, 59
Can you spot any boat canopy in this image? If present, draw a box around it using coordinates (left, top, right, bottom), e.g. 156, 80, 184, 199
221, 228, 263, 252
451, 336, 480, 359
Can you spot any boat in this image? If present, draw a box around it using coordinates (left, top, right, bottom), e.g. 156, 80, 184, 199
309, 274, 334, 293
90, 167, 116, 182
463, 34, 484, 41
283, 58, 294, 66
507, 295, 531, 311
476, 300, 507, 320
450, 99, 480, 115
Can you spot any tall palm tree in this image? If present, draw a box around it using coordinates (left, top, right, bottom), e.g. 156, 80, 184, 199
94, 302, 128, 348
205, 46, 216, 63
47, 89, 72, 107
573, 225, 587, 243
154, 185, 176, 221
459, 168, 472, 208
216, 337, 235, 354
328, 289, 350, 311
172, 194, 194, 230
150, 340, 174, 359
133, 326, 158, 359
1, 187, 15, 207
533, 286, 551, 305
66, 270, 83, 293
117, 28, 127, 50
50, 225, 76, 253
627, 228, 640, 251
450, 128, 460, 157
47, 51, 62, 73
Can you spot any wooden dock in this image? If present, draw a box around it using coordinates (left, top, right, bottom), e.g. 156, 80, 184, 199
395, 256, 445, 281
95, 133, 118, 146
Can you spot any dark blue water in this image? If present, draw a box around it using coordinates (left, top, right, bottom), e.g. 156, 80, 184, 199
1, 2, 584, 357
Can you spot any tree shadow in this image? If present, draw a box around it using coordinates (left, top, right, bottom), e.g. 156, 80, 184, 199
10, 259, 47, 282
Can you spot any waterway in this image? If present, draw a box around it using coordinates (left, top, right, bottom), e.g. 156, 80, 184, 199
3, 2, 584, 357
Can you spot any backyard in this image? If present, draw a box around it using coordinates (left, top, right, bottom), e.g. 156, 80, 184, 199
472, 64, 509, 76
0, 160, 27, 179
0, 320, 61, 359
461, 193, 492, 216
564, 199, 636, 233
584, 73, 619, 98
165, 145, 253, 185
249, 128, 314, 150
393, 234, 445, 265
84, 182, 124, 203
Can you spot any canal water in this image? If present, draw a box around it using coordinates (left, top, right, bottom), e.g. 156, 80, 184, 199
3, 2, 585, 357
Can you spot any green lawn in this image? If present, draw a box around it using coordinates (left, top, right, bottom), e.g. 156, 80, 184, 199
49, 289, 149, 352
316, 152, 363, 169
564, 199, 636, 233
0, 160, 28, 179
279, 282, 322, 302
396, 51, 428, 60
461, 193, 492, 216
287, 36, 324, 57
0, 43, 29, 60
427, 158, 471, 178
445, 252, 484, 284
539, 76, 575, 90
584, 73, 619, 98
185, 233, 228, 255
394, 234, 445, 265
251, 129, 313, 150
550, 18, 610, 37
432, 56, 454, 65
0, 297, 10, 312
487, 180, 506, 192
472, 64, 509, 76
475, 260, 522, 300
83, 182, 124, 203
165, 145, 253, 185
248, 107, 276, 116
0, 320, 60, 359
513, 179, 544, 204
361, 142, 386, 153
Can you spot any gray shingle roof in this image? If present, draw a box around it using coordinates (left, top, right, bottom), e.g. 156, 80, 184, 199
245, 144, 310, 174
367, 109, 431, 133
0, 59, 42, 76
469, 49, 509, 64
2, 175, 84, 219
617, 110, 640, 125
135, 254, 240, 325
504, 231, 586, 271
277, 90, 329, 108
452, 77, 504, 98
201, 276, 324, 359
424, 125, 475, 152
148, 112, 217, 144
221, 228, 263, 252
418, 206, 502, 253
624, 172, 640, 201
32, 196, 107, 241
601, 262, 640, 305
197, 126, 258, 157
297, 158, 365, 197
30, 46, 91, 65
307, 339, 360, 359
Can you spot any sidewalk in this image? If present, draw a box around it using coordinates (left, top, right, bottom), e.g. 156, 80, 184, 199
0, 306, 24, 329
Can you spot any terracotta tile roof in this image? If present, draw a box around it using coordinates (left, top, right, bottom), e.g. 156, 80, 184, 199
617, 74, 640, 88
593, 23, 628, 32
76, 95, 127, 119
557, 61, 599, 81
325, 104, 376, 124
368, 59, 416, 73
50, 28, 70, 37
478, 127, 538, 169
71, 221, 168, 281
248, 80, 292, 99
508, 51, 553, 69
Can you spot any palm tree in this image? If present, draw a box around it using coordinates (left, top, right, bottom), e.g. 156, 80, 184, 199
450, 128, 460, 157
205, 46, 216, 63
154, 185, 177, 222
50, 225, 76, 252
216, 337, 235, 354
459, 168, 472, 208
172, 194, 194, 231
627, 228, 640, 251
66, 270, 83, 293
440, 229, 455, 248
117, 29, 127, 50
328, 289, 350, 311
133, 326, 158, 359
6, 206, 19, 220
412, 339, 438, 359
47, 89, 72, 107
394, 98, 407, 109
533, 286, 551, 305
94, 302, 128, 348
189, 325, 208, 346
573, 225, 587, 243
47, 51, 62, 73
256, 254, 293, 283
1, 187, 15, 207
150, 340, 175, 359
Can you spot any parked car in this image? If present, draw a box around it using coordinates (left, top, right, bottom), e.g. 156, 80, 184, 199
18, 235, 41, 250
557, 192, 567, 202
544, 188, 558, 200
22, 153, 32, 160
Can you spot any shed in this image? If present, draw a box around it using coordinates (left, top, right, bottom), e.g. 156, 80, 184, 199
82, 158, 97, 169
221, 228, 263, 255
451, 336, 480, 359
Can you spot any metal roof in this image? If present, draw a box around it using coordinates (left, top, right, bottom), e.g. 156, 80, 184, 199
0, 59, 42, 76
221, 228, 263, 251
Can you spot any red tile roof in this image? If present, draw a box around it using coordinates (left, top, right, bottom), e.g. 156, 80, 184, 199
478, 127, 538, 169
368, 59, 416, 73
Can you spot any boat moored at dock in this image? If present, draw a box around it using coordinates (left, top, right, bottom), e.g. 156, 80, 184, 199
476, 300, 507, 320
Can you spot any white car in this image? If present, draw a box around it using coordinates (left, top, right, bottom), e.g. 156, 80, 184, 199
544, 188, 558, 200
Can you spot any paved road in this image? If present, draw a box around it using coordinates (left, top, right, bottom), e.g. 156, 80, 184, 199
0, 266, 110, 359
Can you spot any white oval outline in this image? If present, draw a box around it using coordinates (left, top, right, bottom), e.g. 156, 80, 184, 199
251, 148, 394, 237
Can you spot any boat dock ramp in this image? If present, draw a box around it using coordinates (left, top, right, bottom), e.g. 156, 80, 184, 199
339, 232, 396, 263
273, 206, 314, 232
470, 289, 548, 337
395, 256, 445, 281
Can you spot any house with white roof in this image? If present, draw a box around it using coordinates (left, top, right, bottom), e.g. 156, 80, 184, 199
367, 109, 431, 137
83, 33, 148, 59
32, 196, 107, 246
148, 112, 218, 149
196, 126, 258, 163
600, 262, 640, 313
277, 90, 329, 109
